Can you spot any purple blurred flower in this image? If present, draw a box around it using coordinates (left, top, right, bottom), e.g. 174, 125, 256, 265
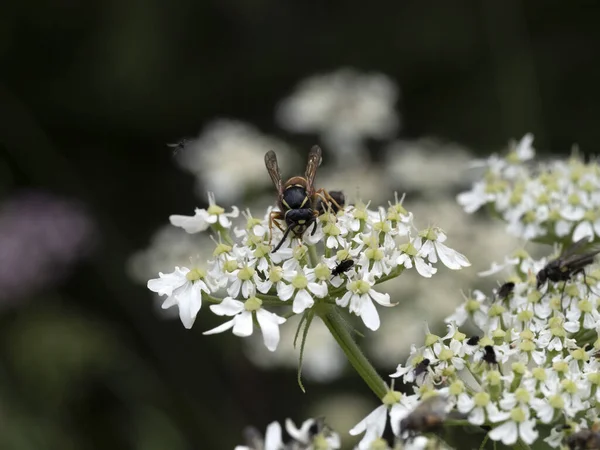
0, 191, 96, 303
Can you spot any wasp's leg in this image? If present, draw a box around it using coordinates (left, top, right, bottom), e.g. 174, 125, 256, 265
310, 211, 320, 236
269, 211, 285, 245
272, 225, 294, 253
314, 188, 343, 212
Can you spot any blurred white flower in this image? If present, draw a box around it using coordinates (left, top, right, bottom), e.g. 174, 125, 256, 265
276, 68, 399, 163
384, 139, 474, 193
175, 119, 296, 203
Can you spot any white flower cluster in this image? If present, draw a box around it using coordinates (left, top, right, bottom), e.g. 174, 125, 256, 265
276, 68, 399, 163
235, 417, 341, 450
376, 248, 600, 448
147, 191, 470, 352
458, 134, 600, 242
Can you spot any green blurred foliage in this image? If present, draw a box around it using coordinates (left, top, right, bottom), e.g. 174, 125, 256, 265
1, 0, 600, 448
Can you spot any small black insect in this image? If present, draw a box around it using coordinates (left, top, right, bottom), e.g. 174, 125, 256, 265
466, 336, 480, 346
564, 428, 600, 450
482, 345, 498, 365
331, 258, 354, 277
400, 396, 448, 439
537, 238, 600, 290
496, 281, 515, 299
413, 358, 430, 378
167, 138, 192, 155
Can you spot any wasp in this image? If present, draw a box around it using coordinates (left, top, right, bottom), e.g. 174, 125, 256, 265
331, 258, 354, 277
399, 395, 449, 439
564, 428, 600, 450
536, 238, 600, 291
264, 146, 340, 252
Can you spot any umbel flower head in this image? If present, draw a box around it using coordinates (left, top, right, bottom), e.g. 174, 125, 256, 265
384, 243, 600, 448
458, 133, 600, 243
148, 186, 469, 352
235, 417, 341, 450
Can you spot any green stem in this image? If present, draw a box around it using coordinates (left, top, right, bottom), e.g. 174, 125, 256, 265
515, 439, 532, 450
319, 306, 387, 399
308, 245, 319, 267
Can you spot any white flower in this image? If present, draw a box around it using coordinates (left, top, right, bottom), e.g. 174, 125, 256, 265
457, 393, 502, 426
175, 120, 296, 203
285, 418, 341, 449
278, 266, 328, 314
170, 192, 239, 233
350, 392, 417, 450
396, 237, 437, 278
420, 227, 470, 270
203, 296, 286, 351
336, 270, 393, 330
276, 69, 399, 163
456, 180, 495, 214
477, 255, 520, 277
488, 408, 538, 446
147, 266, 210, 329
235, 421, 284, 450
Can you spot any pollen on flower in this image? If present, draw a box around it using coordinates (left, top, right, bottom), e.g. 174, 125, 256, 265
238, 266, 255, 280
382, 390, 402, 405
473, 392, 490, 407
291, 274, 308, 290
561, 379, 577, 394
244, 296, 263, 311
186, 268, 205, 281
532, 367, 546, 381
510, 407, 526, 423
449, 380, 465, 395
515, 388, 530, 403
213, 242, 232, 255
438, 348, 454, 361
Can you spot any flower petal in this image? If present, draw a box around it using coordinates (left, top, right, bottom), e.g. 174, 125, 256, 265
169, 211, 211, 233
293, 289, 314, 314
203, 318, 236, 335
489, 421, 518, 445
256, 309, 286, 351
232, 311, 253, 337
369, 288, 391, 306
174, 281, 202, 329
359, 297, 380, 331
435, 241, 471, 269
277, 282, 295, 301
264, 421, 283, 450
210, 297, 244, 316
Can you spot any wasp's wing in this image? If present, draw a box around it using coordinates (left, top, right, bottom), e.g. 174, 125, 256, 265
305, 145, 322, 195
264, 150, 283, 196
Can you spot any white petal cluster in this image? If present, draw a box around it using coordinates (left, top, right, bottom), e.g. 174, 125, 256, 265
276, 69, 399, 162
149, 192, 470, 351
235, 417, 341, 450
390, 248, 600, 447
458, 134, 600, 242
175, 120, 296, 203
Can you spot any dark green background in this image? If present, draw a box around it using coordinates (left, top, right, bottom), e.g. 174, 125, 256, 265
0, 1, 598, 448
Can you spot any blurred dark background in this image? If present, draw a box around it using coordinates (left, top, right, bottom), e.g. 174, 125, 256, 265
1, 1, 600, 449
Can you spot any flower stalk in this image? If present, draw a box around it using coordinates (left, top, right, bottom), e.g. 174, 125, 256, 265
318, 304, 388, 399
